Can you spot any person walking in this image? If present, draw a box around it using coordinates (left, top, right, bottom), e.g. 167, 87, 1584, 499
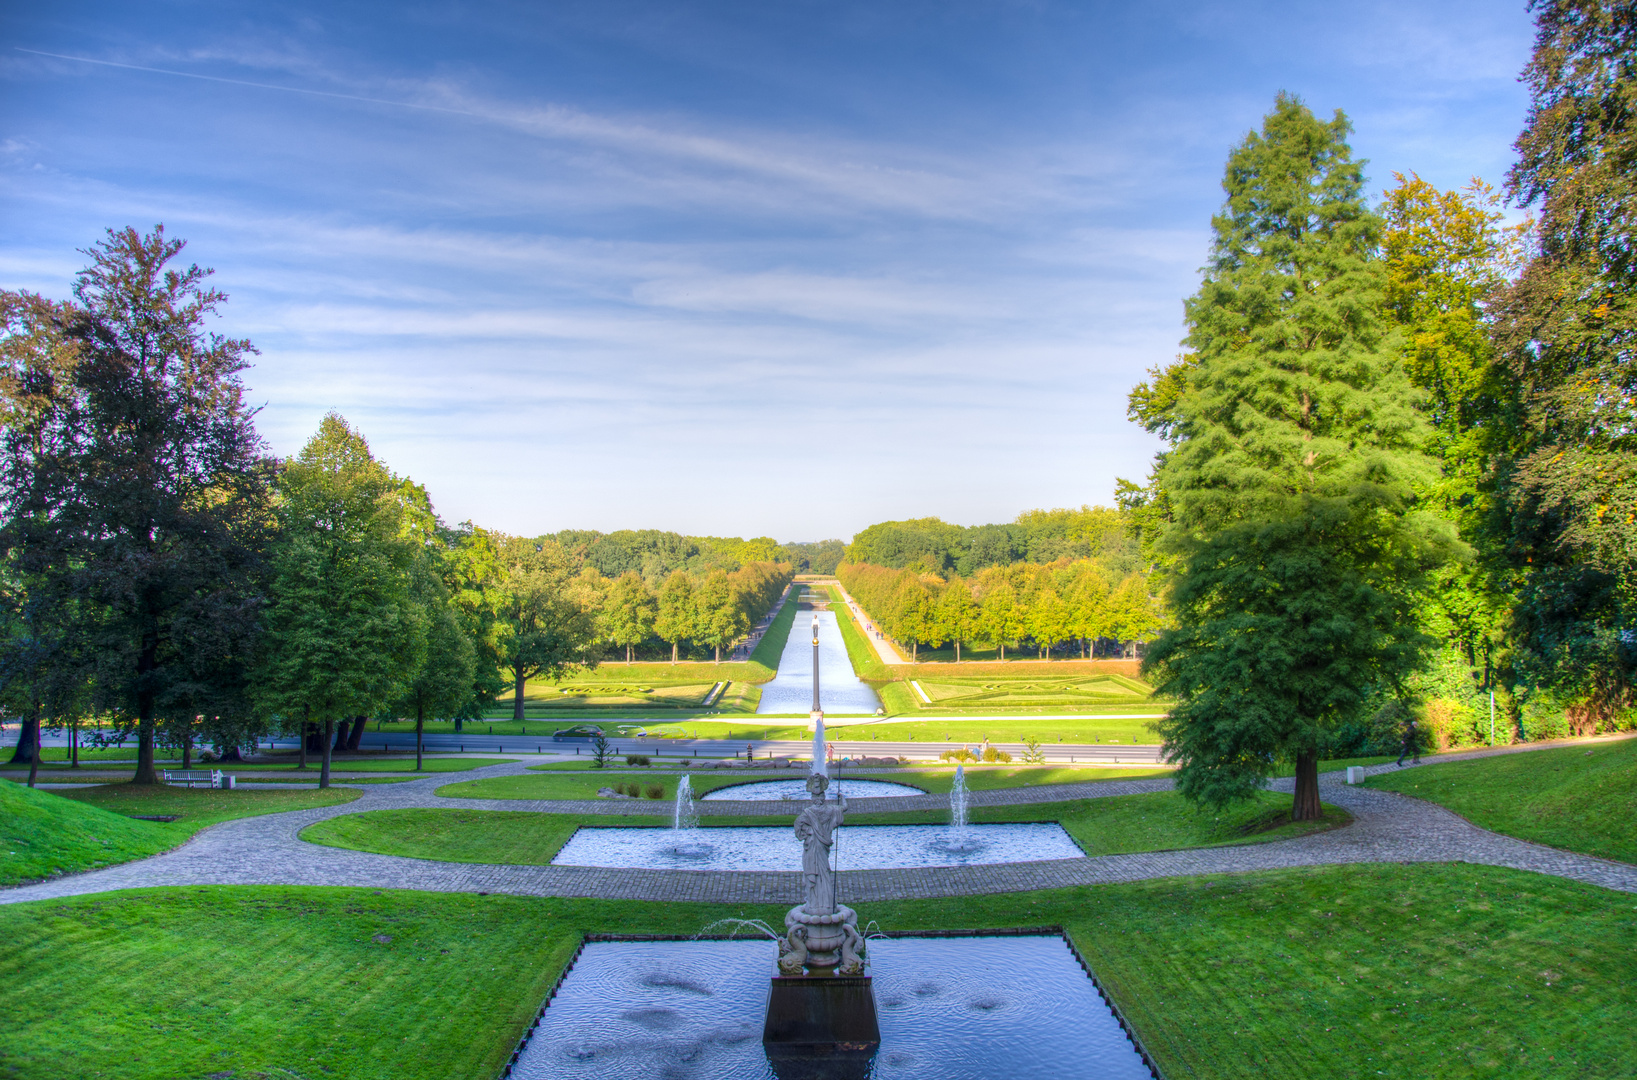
1396, 716, 1420, 767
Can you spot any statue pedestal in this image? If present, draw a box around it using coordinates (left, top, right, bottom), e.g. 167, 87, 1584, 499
808, 709, 824, 732
763, 974, 879, 1079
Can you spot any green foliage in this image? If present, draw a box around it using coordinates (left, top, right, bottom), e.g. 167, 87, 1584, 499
254, 414, 429, 781
1140, 94, 1458, 817
1490, 0, 1637, 725
1021, 736, 1046, 764
840, 560, 1162, 662
1365, 737, 1637, 863
844, 506, 1143, 577
0, 227, 274, 783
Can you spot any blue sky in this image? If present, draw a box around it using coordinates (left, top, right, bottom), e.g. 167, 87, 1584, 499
1, 1, 1535, 541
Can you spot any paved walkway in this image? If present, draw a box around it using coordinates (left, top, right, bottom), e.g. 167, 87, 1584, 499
4, 738, 1634, 905
827, 579, 910, 665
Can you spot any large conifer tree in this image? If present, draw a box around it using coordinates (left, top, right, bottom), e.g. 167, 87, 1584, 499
1137, 95, 1457, 819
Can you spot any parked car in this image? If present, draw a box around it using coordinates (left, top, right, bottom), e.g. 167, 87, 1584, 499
551, 725, 606, 742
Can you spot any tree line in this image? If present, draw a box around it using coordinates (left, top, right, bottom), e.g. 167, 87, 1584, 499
0, 230, 789, 787
843, 505, 1143, 579
546, 528, 844, 579
1131, 1, 1636, 821
838, 560, 1162, 662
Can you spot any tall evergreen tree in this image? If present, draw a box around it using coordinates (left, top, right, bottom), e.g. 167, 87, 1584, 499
1491, 0, 1637, 730
1135, 95, 1457, 819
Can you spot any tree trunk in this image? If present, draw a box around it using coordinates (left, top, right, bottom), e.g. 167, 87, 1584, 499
346, 716, 366, 751
955, 640, 961, 663
133, 702, 159, 784
26, 704, 40, 789
219, 744, 244, 762
999, 643, 1005, 661
671, 641, 678, 664
9, 713, 39, 764
298, 716, 308, 769
320, 719, 333, 789
182, 733, 192, 771
454, 716, 464, 733
415, 703, 424, 772
70, 720, 79, 769
1292, 750, 1322, 821
715, 645, 721, 663
912, 641, 917, 662
332, 722, 348, 753
513, 668, 527, 723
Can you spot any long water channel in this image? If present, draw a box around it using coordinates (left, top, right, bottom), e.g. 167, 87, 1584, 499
755, 607, 881, 715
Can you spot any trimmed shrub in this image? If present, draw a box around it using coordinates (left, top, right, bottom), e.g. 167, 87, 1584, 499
625, 754, 651, 767
644, 784, 664, 799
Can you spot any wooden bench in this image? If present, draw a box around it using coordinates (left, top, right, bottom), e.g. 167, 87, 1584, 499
162, 769, 229, 789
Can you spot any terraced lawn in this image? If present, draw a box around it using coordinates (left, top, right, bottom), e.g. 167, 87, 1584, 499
4, 863, 1631, 1079
1366, 737, 1637, 863
306, 788, 1340, 865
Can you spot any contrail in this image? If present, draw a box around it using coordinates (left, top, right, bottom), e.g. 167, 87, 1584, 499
14, 47, 475, 117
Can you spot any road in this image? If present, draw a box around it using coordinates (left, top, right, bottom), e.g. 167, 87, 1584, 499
252, 729, 1168, 766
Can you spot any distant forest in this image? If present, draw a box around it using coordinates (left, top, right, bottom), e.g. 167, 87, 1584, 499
843, 506, 1142, 579
542, 506, 1140, 584
540, 530, 846, 579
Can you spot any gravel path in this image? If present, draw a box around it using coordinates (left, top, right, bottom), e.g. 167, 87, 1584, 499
5, 738, 1633, 905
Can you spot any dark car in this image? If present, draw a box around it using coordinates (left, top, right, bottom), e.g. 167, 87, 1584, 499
550, 725, 606, 742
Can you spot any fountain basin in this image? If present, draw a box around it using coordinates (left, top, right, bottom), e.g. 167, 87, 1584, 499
550, 824, 1081, 871
703, 779, 924, 801
508, 935, 1153, 1079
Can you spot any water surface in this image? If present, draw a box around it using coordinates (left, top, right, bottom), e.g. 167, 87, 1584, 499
511, 936, 1153, 1079
551, 824, 1082, 871
757, 609, 880, 715
702, 779, 924, 801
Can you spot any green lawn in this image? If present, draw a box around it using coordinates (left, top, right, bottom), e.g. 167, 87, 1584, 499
0, 782, 178, 886
308, 788, 1336, 865
0, 783, 360, 886
441, 764, 1169, 801
1365, 738, 1637, 863
3, 864, 1630, 1079
3, 756, 520, 780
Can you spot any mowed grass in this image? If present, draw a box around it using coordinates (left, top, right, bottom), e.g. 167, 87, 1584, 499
441, 764, 1169, 801
5, 864, 1632, 1079
0, 783, 177, 886
1366, 737, 1637, 863
306, 788, 1335, 866
1, 783, 360, 886
5, 756, 519, 780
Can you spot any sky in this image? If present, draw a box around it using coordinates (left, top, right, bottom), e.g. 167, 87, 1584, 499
1, 0, 1538, 542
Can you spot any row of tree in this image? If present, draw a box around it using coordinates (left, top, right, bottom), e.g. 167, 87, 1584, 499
0, 231, 789, 786
601, 561, 792, 666
1131, 1, 1636, 821
838, 560, 1163, 661
843, 506, 1143, 579
545, 529, 843, 580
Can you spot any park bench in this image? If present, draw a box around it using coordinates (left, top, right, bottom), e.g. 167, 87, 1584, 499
162, 769, 235, 789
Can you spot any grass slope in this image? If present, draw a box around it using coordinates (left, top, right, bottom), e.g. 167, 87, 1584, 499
0, 784, 360, 886
306, 789, 1338, 865
0, 782, 176, 886
1366, 738, 1637, 863
3, 864, 1631, 1079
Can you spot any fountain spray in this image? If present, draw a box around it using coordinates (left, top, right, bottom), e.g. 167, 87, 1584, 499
673, 775, 698, 831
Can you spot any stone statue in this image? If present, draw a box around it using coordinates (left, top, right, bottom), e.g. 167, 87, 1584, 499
794, 773, 846, 914
779, 772, 865, 975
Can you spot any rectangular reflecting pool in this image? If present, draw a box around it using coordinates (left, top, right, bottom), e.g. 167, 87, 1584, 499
550, 824, 1084, 871
509, 936, 1154, 1079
